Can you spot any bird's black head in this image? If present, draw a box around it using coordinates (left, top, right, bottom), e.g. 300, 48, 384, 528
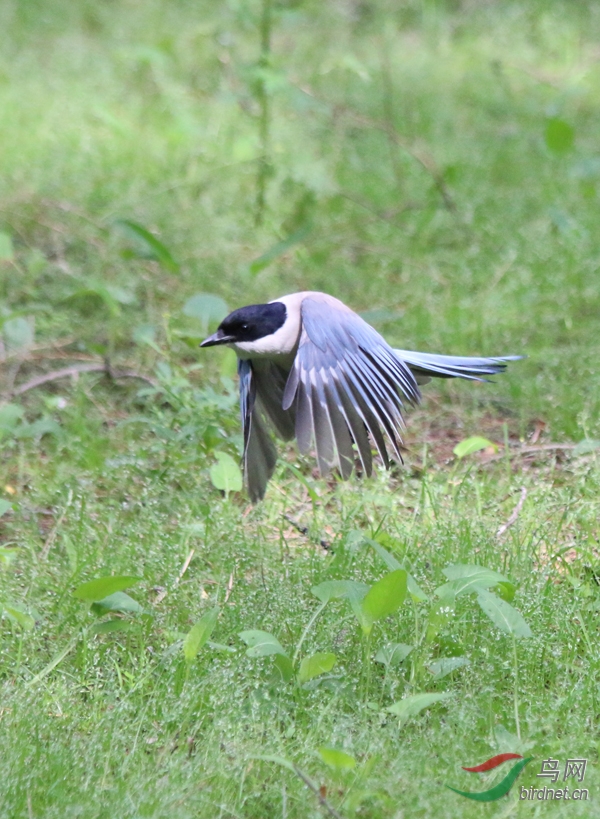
200, 302, 287, 347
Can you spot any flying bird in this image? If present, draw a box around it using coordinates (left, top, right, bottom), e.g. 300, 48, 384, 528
201, 291, 520, 502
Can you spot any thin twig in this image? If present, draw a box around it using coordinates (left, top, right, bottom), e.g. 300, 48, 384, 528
482, 443, 576, 464
10, 352, 100, 364
6, 362, 157, 399
40, 489, 73, 561
154, 549, 195, 605
283, 514, 330, 552
224, 571, 235, 604
339, 191, 423, 226
292, 765, 345, 819
348, 110, 456, 212
3, 336, 78, 361
497, 487, 528, 538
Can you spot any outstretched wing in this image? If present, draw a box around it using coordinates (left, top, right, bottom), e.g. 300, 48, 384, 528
282, 295, 420, 478
395, 349, 522, 383
238, 359, 278, 502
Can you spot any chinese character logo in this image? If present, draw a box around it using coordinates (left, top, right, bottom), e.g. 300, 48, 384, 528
518, 757, 589, 801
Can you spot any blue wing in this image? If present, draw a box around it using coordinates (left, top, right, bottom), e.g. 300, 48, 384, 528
237, 359, 278, 502
282, 296, 420, 478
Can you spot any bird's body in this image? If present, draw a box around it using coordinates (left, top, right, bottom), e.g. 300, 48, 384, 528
201, 291, 520, 501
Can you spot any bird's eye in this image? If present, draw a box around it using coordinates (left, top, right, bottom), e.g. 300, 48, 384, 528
241, 323, 249, 330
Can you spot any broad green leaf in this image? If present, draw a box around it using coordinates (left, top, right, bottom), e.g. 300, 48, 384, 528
346, 581, 372, 625
249, 224, 311, 275
239, 629, 287, 657
252, 754, 295, 773
443, 563, 510, 582
367, 538, 403, 570
374, 642, 413, 667
453, 436, 496, 459
2, 604, 35, 631
387, 692, 450, 723
476, 589, 532, 638
0, 500, 12, 517
90, 591, 143, 615
3, 317, 34, 352
495, 581, 516, 603
367, 539, 428, 602
360, 570, 407, 634
183, 607, 219, 663
427, 656, 470, 679
91, 619, 135, 635
64, 285, 122, 317
210, 451, 242, 494
409, 576, 429, 603
115, 219, 179, 272
318, 747, 356, 770
572, 438, 600, 457
16, 418, 61, 440
73, 575, 142, 601
545, 118, 575, 153
436, 564, 511, 600
0, 232, 14, 261
273, 653, 295, 682
0, 546, 18, 566
310, 579, 369, 604
297, 652, 336, 684
0, 403, 24, 430
182, 293, 228, 332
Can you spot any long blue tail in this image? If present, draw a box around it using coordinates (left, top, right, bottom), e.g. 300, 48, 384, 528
393, 349, 523, 382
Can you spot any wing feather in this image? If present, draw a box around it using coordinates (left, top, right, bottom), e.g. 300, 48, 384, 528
311, 379, 336, 474
295, 371, 314, 455
245, 407, 278, 502
283, 296, 418, 479
329, 371, 373, 475
252, 360, 295, 440
322, 378, 355, 478
237, 359, 278, 502
395, 350, 523, 381
339, 360, 391, 467
346, 352, 404, 461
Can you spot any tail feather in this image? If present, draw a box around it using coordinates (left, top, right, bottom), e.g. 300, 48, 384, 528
394, 349, 522, 383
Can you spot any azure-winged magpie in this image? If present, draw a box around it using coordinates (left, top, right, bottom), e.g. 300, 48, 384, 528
201, 291, 521, 501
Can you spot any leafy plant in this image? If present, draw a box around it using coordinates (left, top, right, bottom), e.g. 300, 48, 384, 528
114, 219, 179, 272
239, 628, 336, 687
73, 575, 145, 633
453, 436, 497, 459
210, 451, 243, 495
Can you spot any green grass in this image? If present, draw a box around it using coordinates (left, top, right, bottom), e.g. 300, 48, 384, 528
1, 0, 600, 816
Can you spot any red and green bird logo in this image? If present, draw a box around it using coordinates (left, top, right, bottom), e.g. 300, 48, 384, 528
446, 754, 533, 801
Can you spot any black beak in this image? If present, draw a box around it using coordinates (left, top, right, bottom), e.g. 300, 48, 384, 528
200, 329, 235, 348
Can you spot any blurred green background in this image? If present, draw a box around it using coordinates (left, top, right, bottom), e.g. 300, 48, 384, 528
2, 0, 600, 437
